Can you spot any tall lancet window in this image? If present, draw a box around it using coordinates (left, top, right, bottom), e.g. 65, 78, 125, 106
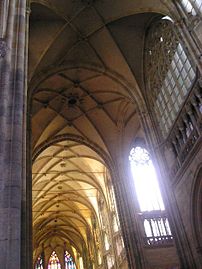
129, 146, 164, 212
35, 254, 43, 269
129, 146, 173, 246
48, 251, 61, 269
145, 16, 196, 137
65, 251, 76, 269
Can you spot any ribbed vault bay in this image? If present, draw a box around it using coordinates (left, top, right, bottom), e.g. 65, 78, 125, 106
31, 67, 139, 154
29, 0, 167, 88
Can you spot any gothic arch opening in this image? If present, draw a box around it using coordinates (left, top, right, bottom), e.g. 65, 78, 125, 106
32, 138, 125, 269
29, 62, 139, 268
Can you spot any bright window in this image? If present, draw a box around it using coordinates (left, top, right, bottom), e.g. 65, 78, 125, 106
48, 251, 61, 269
65, 251, 76, 269
129, 146, 173, 245
181, 0, 202, 15
129, 146, 164, 212
145, 17, 196, 137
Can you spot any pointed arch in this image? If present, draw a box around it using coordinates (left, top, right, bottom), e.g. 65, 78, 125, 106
48, 251, 61, 269
129, 145, 164, 212
144, 15, 196, 137
129, 144, 173, 246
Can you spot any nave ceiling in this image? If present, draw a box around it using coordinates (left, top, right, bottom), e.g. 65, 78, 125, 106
29, 0, 171, 264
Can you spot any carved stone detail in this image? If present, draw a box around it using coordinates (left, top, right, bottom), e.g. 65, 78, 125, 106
0, 38, 8, 58
198, 77, 202, 88
186, 14, 201, 31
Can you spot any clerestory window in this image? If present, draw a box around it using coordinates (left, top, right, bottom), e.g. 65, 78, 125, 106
129, 146, 173, 246
180, 0, 202, 16
145, 17, 196, 137
129, 146, 164, 211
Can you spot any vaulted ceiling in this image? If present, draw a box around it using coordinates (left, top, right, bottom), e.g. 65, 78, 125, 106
29, 0, 170, 263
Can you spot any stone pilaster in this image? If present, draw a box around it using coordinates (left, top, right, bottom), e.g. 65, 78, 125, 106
0, 0, 28, 268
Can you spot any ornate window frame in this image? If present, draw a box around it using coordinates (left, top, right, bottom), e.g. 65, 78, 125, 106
145, 16, 196, 138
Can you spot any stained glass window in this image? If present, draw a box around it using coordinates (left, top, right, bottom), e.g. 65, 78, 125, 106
35, 254, 43, 269
64, 251, 76, 269
48, 251, 61, 269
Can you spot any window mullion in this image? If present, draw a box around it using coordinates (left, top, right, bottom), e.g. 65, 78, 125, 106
189, 0, 202, 15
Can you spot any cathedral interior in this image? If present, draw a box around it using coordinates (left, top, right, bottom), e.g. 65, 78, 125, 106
0, 0, 201, 269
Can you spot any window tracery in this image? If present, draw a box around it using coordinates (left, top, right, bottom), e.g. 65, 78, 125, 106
143, 212, 173, 245
129, 146, 164, 211
180, 0, 202, 16
48, 251, 61, 269
145, 17, 196, 137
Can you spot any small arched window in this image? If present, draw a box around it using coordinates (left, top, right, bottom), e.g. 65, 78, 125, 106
35, 254, 43, 269
64, 251, 76, 269
145, 16, 196, 137
48, 251, 61, 269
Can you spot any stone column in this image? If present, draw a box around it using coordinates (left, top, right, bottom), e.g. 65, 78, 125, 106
21, 4, 32, 269
111, 156, 148, 269
0, 0, 28, 268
